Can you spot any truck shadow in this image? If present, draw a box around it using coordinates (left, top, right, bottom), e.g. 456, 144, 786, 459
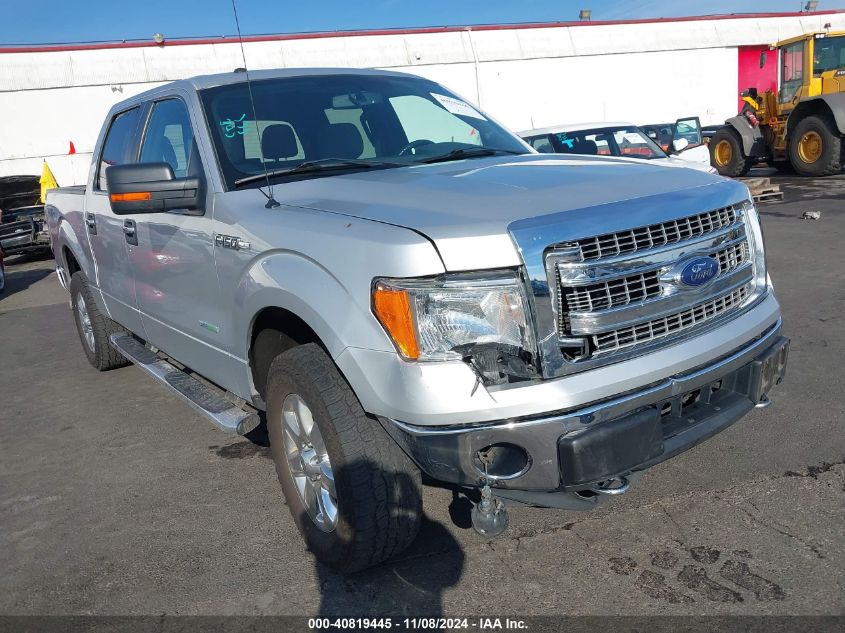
313, 514, 465, 618
239, 415, 467, 615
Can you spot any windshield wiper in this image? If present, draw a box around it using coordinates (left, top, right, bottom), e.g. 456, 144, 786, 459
417, 147, 524, 165
234, 158, 404, 187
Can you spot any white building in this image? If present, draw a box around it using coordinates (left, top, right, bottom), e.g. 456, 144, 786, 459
2, 10, 844, 185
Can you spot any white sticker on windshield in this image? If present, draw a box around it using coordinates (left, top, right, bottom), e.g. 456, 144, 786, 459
431, 93, 487, 121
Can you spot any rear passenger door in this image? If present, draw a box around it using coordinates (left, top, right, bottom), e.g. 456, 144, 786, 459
128, 96, 230, 385
86, 106, 146, 336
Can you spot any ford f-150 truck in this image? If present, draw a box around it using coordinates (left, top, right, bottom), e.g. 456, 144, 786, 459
46, 68, 789, 572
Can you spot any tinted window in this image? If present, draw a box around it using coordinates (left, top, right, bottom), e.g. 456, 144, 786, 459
140, 99, 196, 178
98, 107, 141, 190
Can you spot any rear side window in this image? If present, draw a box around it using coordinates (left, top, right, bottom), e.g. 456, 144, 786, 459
97, 107, 141, 190
140, 99, 196, 178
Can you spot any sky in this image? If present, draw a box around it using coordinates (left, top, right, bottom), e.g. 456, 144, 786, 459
1, 0, 837, 45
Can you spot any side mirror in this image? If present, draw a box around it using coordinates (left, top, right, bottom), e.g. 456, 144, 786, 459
759, 51, 768, 69
672, 138, 690, 152
105, 163, 203, 215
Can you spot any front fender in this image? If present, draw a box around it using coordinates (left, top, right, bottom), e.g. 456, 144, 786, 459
725, 116, 767, 158
233, 250, 400, 362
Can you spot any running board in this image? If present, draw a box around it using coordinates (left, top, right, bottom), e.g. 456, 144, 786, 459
109, 334, 260, 435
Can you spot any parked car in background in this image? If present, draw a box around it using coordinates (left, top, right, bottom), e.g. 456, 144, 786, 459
0, 175, 50, 256
520, 121, 717, 174
641, 116, 710, 167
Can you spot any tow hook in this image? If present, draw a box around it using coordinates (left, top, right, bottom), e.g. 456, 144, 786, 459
471, 481, 510, 537
587, 476, 631, 496
471, 462, 510, 537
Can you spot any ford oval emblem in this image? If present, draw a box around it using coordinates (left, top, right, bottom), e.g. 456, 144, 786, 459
679, 256, 719, 287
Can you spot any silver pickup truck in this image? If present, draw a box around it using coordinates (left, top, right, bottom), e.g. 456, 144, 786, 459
46, 68, 789, 572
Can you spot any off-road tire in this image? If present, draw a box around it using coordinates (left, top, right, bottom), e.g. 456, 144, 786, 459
788, 114, 842, 177
266, 343, 422, 573
69, 272, 129, 371
710, 127, 752, 177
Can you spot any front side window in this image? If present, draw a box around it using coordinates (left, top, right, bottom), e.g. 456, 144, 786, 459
97, 107, 141, 190
200, 74, 527, 189
140, 99, 196, 178
780, 41, 805, 103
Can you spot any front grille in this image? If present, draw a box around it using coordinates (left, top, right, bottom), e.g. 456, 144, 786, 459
561, 240, 750, 316
592, 284, 752, 355
571, 205, 739, 261
546, 200, 759, 365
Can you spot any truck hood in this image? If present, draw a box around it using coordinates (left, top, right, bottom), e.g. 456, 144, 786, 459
275, 153, 747, 271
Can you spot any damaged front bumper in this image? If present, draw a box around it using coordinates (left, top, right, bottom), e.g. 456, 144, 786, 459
381, 322, 789, 508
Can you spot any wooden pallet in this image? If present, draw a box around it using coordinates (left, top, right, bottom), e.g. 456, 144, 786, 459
737, 176, 784, 204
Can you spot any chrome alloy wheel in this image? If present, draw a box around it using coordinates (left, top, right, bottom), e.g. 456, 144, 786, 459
76, 293, 95, 352
281, 394, 338, 532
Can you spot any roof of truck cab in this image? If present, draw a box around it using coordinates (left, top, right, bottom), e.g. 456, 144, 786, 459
518, 122, 637, 137
123, 67, 418, 104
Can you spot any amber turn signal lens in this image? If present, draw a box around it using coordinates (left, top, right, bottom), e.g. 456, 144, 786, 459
372, 283, 419, 360
110, 192, 151, 202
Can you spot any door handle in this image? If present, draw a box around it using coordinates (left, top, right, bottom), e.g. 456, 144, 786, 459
85, 212, 97, 235
123, 219, 138, 246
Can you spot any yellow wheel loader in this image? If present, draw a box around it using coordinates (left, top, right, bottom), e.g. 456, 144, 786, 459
711, 30, 845, 177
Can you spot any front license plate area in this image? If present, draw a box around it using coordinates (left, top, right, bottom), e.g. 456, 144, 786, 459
749, 336, 789, 404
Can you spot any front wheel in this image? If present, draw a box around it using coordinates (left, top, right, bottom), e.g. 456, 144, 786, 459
788, 115, 842, 176
266, 343, 422, 573
710, 127, 752, 177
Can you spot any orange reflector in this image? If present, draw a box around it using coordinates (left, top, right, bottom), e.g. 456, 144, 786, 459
372, 283, 419, 360
110, 192, 151, 202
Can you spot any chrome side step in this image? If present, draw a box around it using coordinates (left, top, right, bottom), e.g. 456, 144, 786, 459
109, 334, 260, 435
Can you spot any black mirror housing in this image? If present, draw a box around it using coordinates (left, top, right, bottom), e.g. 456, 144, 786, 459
105, 163, 203, 215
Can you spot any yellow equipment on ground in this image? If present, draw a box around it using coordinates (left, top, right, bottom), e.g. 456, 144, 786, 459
711, 29, 845, 177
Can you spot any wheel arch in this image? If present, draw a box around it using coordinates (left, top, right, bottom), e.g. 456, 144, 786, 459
237, 250, 395, 402
723, 116, 767, 157
787, 95, 845, 136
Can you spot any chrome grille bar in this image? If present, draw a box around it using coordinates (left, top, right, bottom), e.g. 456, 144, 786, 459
574, 205, 739, 261
592, 285, 753, 356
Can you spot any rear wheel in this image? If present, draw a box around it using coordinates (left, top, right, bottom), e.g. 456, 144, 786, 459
69, 272, 130, 371
266, 343, 422, 573
710, 127, 752, 177
788, 114, 842, 176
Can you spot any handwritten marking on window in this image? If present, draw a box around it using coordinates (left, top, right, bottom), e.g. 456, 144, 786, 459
220, 114, 247, 138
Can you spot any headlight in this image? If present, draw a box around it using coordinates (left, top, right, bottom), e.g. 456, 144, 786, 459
372, 272, 536, 366
742, 198, 768, 291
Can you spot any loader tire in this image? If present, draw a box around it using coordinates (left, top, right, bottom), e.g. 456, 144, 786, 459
266, 343, 422, 573
69, 272, 130, 371
788, 114, 842, 177
710, 127, 752, 177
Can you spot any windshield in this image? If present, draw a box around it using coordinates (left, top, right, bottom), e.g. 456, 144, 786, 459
200, 73, 528, 189
549, 127, 667, 160
813, 35, 845, 76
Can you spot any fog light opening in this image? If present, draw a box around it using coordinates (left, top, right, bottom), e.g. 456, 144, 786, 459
473, 443, 531, 480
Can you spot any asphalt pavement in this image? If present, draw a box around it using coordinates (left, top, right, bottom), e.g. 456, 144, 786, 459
1, 170, 843, 618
